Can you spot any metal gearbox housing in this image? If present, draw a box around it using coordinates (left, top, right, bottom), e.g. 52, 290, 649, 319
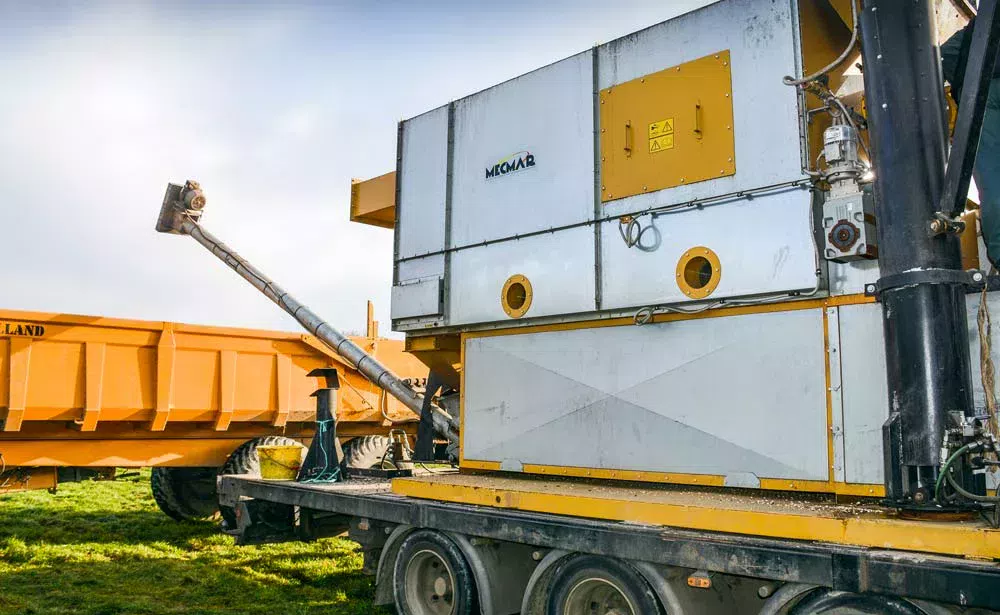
156, 181, 204, 234
823, 190, 877, 262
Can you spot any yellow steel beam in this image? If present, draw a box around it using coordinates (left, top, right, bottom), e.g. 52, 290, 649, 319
350, 172, 397, 229
393, 474, 1000, 560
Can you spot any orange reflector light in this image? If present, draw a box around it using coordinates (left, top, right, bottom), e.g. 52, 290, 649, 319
687, 572, 712, 589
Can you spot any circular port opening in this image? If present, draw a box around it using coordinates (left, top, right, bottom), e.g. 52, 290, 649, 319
501, 274, 533, 319
506, 282, 527, 311
676, 247, 721, 299
683, 256, 714, 290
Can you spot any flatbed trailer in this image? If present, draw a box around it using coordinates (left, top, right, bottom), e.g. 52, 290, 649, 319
157, 0, 1000, 611
219, 472, 1000, 614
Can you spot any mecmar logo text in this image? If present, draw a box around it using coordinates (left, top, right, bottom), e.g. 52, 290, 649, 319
485, 151, 536, 180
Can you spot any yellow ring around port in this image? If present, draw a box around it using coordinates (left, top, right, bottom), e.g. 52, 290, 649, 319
501, 274, 533, 319
676, 247, 722, 300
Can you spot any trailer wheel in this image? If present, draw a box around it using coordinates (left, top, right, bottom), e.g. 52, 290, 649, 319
546, 555, 662, 615
393, 530, 479, 615
342, 435, 392, 469
218, 435, 306, 529
786, 589, 928, 615
150, 467, 219, 521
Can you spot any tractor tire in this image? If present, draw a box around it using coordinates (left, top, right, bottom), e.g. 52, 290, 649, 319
342, 435, 392, 469
218, 435, 306, 529
150, 467, 219, 521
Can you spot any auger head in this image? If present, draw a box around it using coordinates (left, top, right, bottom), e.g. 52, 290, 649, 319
156, 180, 206, 234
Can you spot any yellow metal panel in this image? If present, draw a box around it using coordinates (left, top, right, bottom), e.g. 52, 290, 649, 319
104, 345, 155, 412
463, 294, 874, 340
827, 0, 855, 29
152, 327, 176, 431
0, 467, 57, 494
350, 172, 396, 229
600, 51, 735, 203
80, 341, 106, 431
0, 339, 7, 411
26, 340, 84, 412
0, 307, 427, 487
215, 349, 237, 431
4, 337, 32, 432
393, 474, 1000, 560
462, 460, 882, 497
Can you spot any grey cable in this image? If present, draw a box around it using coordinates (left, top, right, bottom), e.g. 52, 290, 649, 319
783, 0, 859, 86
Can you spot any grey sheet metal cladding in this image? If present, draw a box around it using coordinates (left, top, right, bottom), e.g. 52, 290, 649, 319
391, 0, 823, 332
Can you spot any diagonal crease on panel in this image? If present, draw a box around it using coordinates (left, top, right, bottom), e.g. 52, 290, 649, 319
466, 343, 809, 476
476, 393, 808, 478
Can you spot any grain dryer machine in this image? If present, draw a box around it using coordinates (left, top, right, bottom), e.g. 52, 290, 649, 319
349, 0, 1000, 505
177, 0, 1000, 611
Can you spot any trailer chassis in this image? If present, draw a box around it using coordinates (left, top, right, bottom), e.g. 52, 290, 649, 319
219, 474, 1000, 614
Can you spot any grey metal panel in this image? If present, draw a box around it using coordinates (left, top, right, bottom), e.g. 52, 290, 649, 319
598, 0, 806, 219
829, 260, 880, 296
394, 0, 827, 331
838, 302, 888, 485
463, 308, 829, 480
394, 256, 446, 332
833, 296, 1000, 487
390, 278, 442, 320
600, 188, 818, 310
450, 52, 594, 247
449, 227, 596, 326
396, 254, 444, 284
827, 306, 845, 483
398, 106, 448, 259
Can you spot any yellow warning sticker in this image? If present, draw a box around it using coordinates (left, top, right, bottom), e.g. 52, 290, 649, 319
649, 134, 675, 153
648, 118, 674, 139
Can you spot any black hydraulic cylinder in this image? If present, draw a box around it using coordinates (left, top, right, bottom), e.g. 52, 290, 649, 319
860, 0, 975, 505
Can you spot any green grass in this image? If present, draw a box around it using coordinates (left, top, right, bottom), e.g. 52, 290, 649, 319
0, 470, 390, 615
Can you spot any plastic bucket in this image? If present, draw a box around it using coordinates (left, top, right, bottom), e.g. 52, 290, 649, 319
257, 445, 303, 480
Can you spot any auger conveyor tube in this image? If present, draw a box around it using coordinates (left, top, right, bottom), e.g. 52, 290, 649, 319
175, 215, 458, 444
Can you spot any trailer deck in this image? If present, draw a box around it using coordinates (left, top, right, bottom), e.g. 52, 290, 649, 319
393, 473, 1000, 559
218, 473, 1000, 611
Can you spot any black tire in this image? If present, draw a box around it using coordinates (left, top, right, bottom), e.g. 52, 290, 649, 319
150, 467, 189, 522
788, 589, 928, 615
150, 467, 219, 521
393, 530, 478, 615
218, 435, 306, 528
342, 435, 392, 469
546, 555, 663, 615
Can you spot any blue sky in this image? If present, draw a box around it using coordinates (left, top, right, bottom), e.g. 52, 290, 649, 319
0, 0, 712, 335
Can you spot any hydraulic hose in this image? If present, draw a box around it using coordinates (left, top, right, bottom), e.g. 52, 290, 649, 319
946, 472, 1000, 502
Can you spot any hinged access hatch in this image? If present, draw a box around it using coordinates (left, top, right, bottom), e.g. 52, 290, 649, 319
600, 50, 736, 202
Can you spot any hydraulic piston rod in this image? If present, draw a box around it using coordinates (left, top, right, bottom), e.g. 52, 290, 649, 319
155, 181, 459, 445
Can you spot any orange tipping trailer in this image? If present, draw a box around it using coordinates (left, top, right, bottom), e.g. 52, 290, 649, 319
0, 305, 426, 518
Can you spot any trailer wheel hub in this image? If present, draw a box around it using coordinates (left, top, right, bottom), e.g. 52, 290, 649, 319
405, 549, 456, 615
563, 577, 635, 615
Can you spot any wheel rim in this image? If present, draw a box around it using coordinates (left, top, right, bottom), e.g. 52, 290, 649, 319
403, 548, 457, 615
563, 577, 636, 615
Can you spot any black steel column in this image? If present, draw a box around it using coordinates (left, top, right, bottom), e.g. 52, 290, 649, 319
860, 0, 975, 506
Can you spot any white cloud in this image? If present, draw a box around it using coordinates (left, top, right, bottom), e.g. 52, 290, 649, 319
0, 1, 713, 338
